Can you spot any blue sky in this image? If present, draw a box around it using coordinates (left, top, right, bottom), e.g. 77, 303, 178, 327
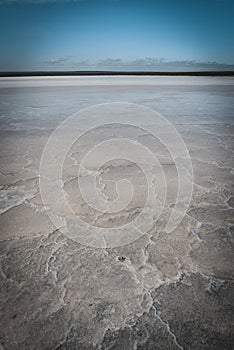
0, 0, 234, 71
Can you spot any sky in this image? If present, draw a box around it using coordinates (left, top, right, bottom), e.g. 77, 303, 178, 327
0, 0, 234, 71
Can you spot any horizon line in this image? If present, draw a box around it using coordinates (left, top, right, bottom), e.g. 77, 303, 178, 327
1, 70, 234, 77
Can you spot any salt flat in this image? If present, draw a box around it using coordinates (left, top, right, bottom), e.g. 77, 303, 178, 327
0, 76, 233, 349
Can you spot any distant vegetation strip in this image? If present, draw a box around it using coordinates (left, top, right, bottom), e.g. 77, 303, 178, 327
0, 71, 234, 77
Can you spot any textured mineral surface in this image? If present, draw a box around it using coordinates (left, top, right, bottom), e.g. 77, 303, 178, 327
0, 76, 233, 349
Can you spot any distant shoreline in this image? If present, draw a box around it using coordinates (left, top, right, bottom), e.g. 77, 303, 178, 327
1, 71, 234, 77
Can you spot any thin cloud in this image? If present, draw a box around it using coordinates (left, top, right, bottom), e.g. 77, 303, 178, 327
41, 56, 91, 70
97, 58, 122, 67
42, 57, 234, 71
96, 58, 234, 71
2, 56, 232, 72
44, 57, 69, 65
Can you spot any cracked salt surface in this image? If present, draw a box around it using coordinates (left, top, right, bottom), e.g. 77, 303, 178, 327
0, 76, 233, 349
